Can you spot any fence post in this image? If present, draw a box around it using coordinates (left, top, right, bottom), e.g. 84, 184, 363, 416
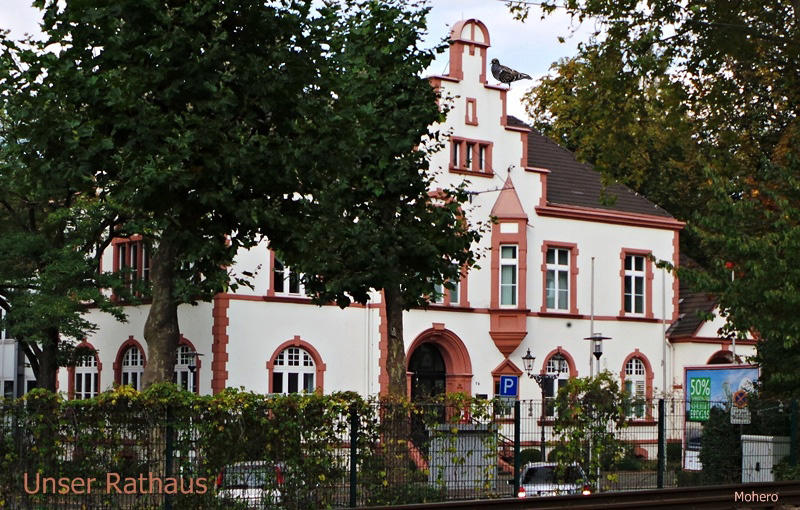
791, 400, 798, 467
513, 400, 521, 498
657, 398, 665, 488
349, 403, 358, 508
165, 405, 174, 510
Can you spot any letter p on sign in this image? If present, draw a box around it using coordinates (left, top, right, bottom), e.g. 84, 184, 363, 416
499, 375, 518, 397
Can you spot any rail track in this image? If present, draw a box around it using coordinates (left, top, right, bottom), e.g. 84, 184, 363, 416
359, 481, 800, 509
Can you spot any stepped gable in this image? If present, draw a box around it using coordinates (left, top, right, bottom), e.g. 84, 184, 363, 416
507, 115, 673, 219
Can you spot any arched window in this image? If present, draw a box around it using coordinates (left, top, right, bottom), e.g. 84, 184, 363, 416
121, 346, 144, 390
272, 347, 315, 394
174, 344, 196, 393
707, 350, 734, 364
74, 355, 99, 400
544, 354, 570, 417
624, 357, 646, 418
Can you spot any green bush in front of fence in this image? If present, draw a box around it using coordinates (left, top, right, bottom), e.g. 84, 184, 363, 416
519, 448, 542, 464
552, 371, 631, 488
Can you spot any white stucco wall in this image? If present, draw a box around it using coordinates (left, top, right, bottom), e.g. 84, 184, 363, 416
225, 299, 379, 395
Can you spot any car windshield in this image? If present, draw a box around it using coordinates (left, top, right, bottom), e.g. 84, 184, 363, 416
221, 464, 273, 488
522, 466, 582, 485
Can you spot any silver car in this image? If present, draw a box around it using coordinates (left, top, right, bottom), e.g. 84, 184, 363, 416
516, 462, 591, 498
215, 461, 284, 508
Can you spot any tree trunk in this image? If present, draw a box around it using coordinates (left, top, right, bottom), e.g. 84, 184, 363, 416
142, 229, 180, 389
384, 284, 407, 397
37, 328, 59, 392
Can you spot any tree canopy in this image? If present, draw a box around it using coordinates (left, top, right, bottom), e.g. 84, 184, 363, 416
510, 0, 800, 396
267, 0, 483, 396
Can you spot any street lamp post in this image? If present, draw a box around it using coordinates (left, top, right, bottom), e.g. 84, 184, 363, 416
185, 351, 203, 393
582, 333, 611, 491
583, 333, 611, 375
521, 348, 561, 462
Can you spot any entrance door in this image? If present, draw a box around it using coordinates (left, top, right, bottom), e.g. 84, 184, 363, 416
408, 343, 446, 401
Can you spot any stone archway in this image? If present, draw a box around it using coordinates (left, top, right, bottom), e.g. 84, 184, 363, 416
406, 325, 473, 399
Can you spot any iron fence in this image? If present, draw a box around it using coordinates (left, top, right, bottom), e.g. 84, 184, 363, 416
0, 394, 798, 509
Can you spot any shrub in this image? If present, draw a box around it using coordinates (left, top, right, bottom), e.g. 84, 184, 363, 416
519, 448, 542, 464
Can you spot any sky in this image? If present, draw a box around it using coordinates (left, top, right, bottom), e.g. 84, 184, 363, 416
0, 0, 597, 122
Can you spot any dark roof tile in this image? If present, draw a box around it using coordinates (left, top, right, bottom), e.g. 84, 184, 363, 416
507, 115, 673, 218
666, 254, 719, 338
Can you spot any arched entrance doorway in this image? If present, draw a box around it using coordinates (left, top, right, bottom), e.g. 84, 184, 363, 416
405, 326, 473, 400
408, 343, 446, 401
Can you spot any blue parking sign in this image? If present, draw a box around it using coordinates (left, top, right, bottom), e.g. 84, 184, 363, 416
498, 375, 518, 397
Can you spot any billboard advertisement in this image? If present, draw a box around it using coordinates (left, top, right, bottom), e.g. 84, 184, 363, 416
682, 364, 759, 470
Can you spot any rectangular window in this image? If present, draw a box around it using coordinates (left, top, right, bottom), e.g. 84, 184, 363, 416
3, 380, 13, 399
287, 373, 298, 394
500, 245, 518, 306
117, 244, 126, 274
447, 279, 460, 305
142, 249, 150, 282
288, 271, 300, 294
493, 380, 514, 417
545, 248, 570, 310
433, 282, 445, 304
303, 373, 314, 393
114, 239, 149, 298
272, 372, 283, 394
274, 257, 303, 295
624, 255, 646, 314
273, 259, 285, 293
543, 378, 568, 417
624, 380, 646, 418
450, 138, 492, 173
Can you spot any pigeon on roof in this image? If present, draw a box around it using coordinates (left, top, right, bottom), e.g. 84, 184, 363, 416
491, 58, 531, 86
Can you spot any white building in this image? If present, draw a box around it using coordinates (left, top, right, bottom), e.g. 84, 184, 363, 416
19, 19, 751, 406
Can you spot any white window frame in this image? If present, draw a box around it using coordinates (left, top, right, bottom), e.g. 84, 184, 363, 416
273, 256, 304, 296
625, 358, 647, 418
120, 347, 144, 391
74, 355, 98, 400
174, 345, 195, 393
624, 255, 646, 314
272, 347, 315, 394
545, 248, 570, 311
447, 279, 460, 305
500, 245, 518, 307
465, 142, 474, 168
544, 354, 570, 417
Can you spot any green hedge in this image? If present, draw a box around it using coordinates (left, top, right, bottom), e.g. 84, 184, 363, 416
0, 385, 501, 509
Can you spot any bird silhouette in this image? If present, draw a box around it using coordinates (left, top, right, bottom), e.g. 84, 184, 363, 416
491, 58, 531, 86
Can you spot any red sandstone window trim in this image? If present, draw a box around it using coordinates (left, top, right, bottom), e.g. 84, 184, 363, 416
540, 242, 579, 314
449, 136, 493, 176
465, 98, 478, 125
619, 248, 654, 318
